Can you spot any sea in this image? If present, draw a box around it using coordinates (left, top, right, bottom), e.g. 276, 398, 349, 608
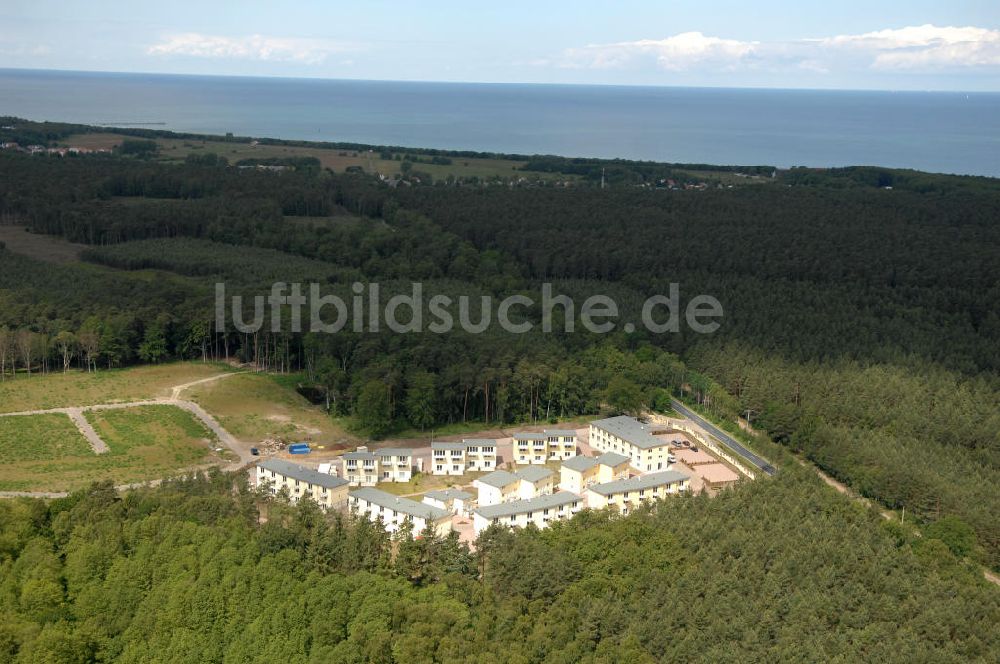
2, 68, 999, 177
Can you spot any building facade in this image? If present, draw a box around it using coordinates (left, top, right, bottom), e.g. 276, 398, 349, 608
349, 487, 452, 537
514, 429, 578, 465
559, 452, 630, 494
472, 491, 583, 535
342, 448, 379, 486
376, 448, 414, 482
256, 458, 350, 509
431, 441, 468, 475
473, 467, 555, 507
422, 489, 473, 516
585, 470, 690, 514
589, 416, 676, 472
463, 439, 498, 471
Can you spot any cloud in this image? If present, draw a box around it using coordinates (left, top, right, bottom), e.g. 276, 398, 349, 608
562, 24, 1000, 75
566, 32, 757, 71
148, 33, 357, 64
820, 24, 1000, 70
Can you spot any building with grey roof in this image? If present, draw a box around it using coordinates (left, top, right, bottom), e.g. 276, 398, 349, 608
349, 487, 452, 537
585, 470, 690, 514
472, 491, 583, 534
590, 416, 677, 472
256, 458, 349, 508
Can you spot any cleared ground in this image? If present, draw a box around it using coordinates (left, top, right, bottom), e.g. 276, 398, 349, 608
0, 413, 92, 464
0, 405, 224, 491
185, 372, 358, 449
0, 225, 88, 264
0, 363, 234, 414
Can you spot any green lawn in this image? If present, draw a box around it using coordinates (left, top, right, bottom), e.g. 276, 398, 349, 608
0, 405, 225, 492
0, 362, 234, 414
0, 414, 93, 464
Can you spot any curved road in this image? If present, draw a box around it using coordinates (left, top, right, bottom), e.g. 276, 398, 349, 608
670, 399, 776, 476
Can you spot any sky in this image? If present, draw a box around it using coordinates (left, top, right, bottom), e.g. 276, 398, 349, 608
2, 1, 1000, 91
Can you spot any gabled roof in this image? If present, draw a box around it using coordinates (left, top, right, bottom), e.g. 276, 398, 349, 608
544, 429, 577, 437
350, 487, 450, 521
431, 441, 467, 451
258, 458, 349, 490
514, 466, 553, 483
474, 470, 520, 488
462, 438, 497, 446
375, 447, 414, 457
562, 455, 599, 472
343, 450, 377, 461
474, 491, 582, 519
590, 416, 671, 450
587, 470, 689, 496
513, 432, 547, 441
595, 452, 630, 467
424, 489, 473, 502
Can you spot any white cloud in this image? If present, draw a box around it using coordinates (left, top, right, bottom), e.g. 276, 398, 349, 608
562, 24, 1000, 75
821, 24, 1000, 69
566, 32, 757, 71
147, 33, 357, 65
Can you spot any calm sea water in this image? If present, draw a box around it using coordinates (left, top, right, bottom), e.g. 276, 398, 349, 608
2, 68, 999, 176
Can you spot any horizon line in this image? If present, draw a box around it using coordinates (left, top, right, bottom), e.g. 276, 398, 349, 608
2, 66, 998, 96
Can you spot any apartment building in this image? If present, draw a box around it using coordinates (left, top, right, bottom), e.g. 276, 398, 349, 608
513, 429, 577, 464
585, 470, 690, 514
422, 489, 473, 516
349, 487, 452, 537
463, 439, 498, 471
559, 452, 630, 494
255, 458, 350, 509
376, 448, 414, 482
431, 441, 467, 475
473, 467, 555, 507
589, 416, 676, 472
342, 447, 379, 486
472, 491, 583, 535
544, 429, 578, 460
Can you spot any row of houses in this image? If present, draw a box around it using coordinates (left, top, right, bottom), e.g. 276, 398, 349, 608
430, 439, 497, 475
512, 430, 577, 464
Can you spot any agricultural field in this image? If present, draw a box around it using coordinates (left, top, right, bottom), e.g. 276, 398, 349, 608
185, 372, 358, 449
0, 363, 233, 414
63, 132, 544, 181
0, 405, 223, 492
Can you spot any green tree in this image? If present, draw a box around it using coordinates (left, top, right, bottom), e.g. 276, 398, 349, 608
355, 379, 392, 437
404, 371, 436, 430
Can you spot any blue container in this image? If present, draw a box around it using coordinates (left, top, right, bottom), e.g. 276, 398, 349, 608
288, 443, 311, 455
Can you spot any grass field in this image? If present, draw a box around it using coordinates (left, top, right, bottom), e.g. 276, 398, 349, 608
0, 413, 93, 464
0, 225, 88, 264
0, 405, 223, 492
64, 132, 542, 181
185, 372, 358, 449
0, 363, 234, 414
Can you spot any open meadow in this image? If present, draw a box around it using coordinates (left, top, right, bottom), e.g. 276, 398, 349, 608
0, 363, 233, 414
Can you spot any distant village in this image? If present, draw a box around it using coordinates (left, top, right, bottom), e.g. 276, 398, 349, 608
254, 414, 747, 543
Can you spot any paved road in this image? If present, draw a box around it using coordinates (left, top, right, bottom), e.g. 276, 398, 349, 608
670, 399, 776, 476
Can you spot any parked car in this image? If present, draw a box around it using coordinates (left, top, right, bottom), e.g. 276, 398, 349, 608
250, 447, 259, 456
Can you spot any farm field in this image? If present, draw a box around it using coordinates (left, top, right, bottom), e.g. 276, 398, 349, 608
185, 372, 358, 449
0, 225, 88, 264
0, 405, 223, 491
63, 132, 543, 181
0, 362, 234, 413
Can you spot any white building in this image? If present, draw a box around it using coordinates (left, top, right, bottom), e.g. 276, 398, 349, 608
349, 487, 452, 537
256, 458, 350, 509
514, 430, 577, 464
463, 439, 498, 471
473, 467, 555, 507
342, 447, 379, 486
589, 416, 676, 473
472, 491, 583, 535
585, 470, 690, 514
422, 489, 473, 516
558, 452, 630, 494
376, 448, 414, 482
431, 441, 468, 475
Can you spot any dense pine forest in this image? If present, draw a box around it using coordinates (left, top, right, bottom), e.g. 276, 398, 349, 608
0, 470, 998, 662
1, 119, 999, 659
